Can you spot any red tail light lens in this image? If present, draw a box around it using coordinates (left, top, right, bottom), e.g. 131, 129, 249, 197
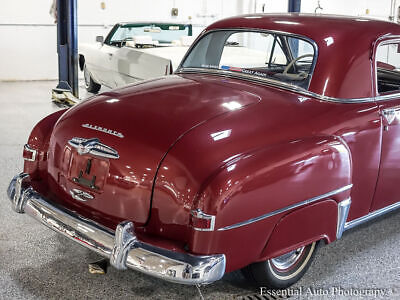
23, 144, 37, 161
190, 209, 216, 231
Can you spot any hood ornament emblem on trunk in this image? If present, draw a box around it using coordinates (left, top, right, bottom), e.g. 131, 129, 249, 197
68, 137, 120, 159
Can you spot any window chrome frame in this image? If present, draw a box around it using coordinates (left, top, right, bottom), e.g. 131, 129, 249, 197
373, 35, 400, 100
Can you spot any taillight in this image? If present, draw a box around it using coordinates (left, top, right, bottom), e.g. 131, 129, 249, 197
23, 144, 37, 161
190, 209, 216, 231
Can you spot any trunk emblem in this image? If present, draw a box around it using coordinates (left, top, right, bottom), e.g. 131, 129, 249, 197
68, 137, 119, 159
69, 188, 94, 202
82, 123, 124, 138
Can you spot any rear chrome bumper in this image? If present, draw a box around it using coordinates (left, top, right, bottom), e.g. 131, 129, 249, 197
7, 173, 226, 285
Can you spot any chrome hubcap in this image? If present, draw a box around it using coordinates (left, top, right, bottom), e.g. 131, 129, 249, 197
270, 246, 305, 270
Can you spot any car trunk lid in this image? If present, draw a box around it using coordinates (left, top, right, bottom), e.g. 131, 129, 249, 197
46, 75, 260, 228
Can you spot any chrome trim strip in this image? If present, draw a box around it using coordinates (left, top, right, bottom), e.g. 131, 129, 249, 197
217, 184, 353, 231
336, 198, 351, 239
344, 200, 400, 231
7, 173, 226, 285
177, 68, 375, 104
375, 92, 400, 101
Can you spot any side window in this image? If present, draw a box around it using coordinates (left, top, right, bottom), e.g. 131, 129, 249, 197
376, 42, 400, 94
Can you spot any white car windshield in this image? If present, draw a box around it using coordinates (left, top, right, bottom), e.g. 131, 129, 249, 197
108, 23, 192, 46
180, 30, 316, 90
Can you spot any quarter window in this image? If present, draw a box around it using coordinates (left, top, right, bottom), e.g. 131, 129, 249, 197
376, 42, 400, 94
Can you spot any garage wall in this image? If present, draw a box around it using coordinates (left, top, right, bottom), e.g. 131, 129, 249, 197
301, 0, 396, 20
0, 0, 397, 81
0, 0, 286, 81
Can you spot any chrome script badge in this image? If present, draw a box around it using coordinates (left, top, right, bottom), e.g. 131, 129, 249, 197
82, 123, 124, 138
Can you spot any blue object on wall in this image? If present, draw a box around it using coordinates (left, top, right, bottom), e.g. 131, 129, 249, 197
288, 0, 301, 13
54, 0, 78, 98
288, 0, 301, 57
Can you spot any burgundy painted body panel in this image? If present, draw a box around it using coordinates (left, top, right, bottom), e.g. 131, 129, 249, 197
21, 14, 400, 274
371, 98, 400, 211
45, 76, 260, 227
262, 199, 338, 260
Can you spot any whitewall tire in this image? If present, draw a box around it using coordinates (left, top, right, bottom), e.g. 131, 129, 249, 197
243, 241, 318, 289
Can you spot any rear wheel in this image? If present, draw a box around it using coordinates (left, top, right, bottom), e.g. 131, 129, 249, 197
243, 241, 318, 289
84, 64, 101, 93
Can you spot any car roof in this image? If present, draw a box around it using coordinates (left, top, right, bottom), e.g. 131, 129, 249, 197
118, 22, 191, 26
205, 14, 400, 99
207, 13, 400, 42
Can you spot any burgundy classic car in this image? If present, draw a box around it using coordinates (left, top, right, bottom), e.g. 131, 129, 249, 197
7, 14, 400, 288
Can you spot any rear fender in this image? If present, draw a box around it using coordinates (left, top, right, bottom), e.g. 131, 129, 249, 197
190, 135, 352, 272
24, 109, 67, 179
259, 199, 337, 261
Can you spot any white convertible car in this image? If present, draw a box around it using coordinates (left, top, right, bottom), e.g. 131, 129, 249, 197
79, 22, 194, 92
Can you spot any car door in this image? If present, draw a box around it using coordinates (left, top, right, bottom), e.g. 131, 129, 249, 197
88, 24, 124, 88
110, 47, 174, 87
108, 46, 140, 87
371, 39, 400, 211
95, 42, 118, 88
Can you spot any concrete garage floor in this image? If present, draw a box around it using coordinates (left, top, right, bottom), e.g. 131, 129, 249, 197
1, 80, 400, 300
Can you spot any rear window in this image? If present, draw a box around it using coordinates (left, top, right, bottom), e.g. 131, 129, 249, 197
180, 30, 316, 90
